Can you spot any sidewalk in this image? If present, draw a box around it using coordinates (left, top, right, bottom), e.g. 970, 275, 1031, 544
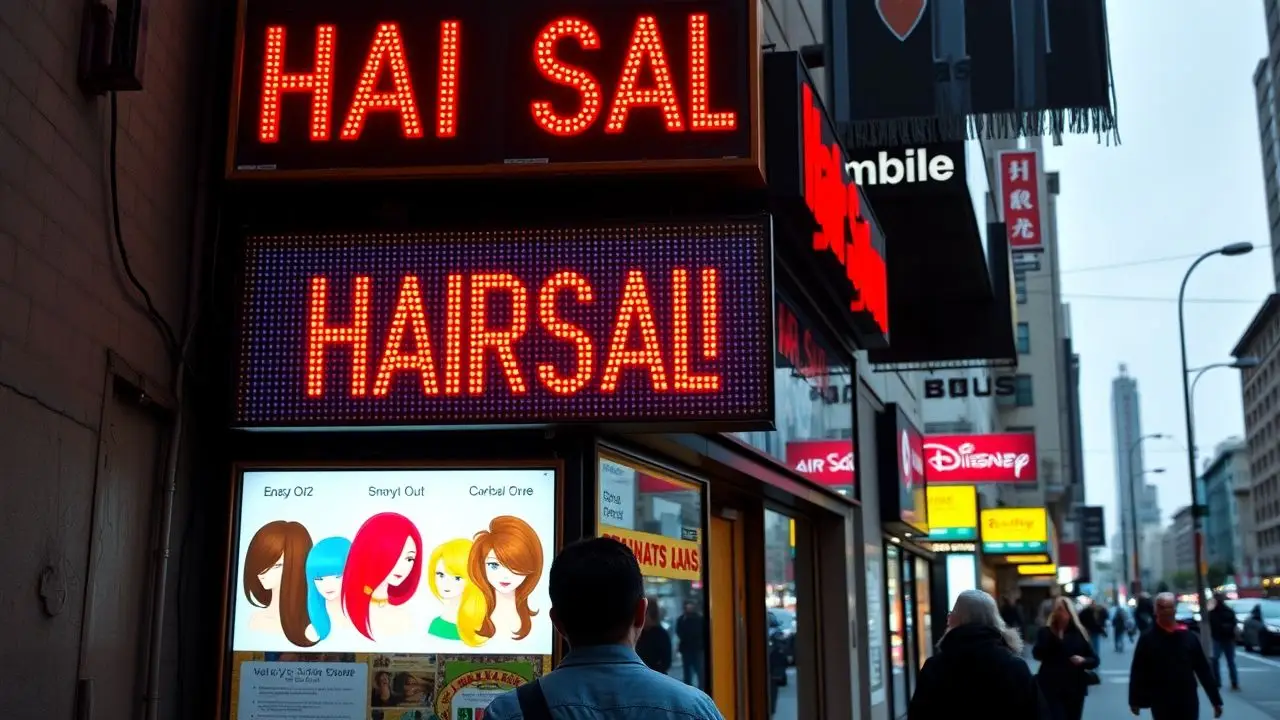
1072, 642, 1274, 719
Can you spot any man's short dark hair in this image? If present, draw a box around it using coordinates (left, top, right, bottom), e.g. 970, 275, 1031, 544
550, 537, 645, 646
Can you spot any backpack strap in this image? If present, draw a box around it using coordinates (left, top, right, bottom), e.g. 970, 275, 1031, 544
515, 680, 554, 720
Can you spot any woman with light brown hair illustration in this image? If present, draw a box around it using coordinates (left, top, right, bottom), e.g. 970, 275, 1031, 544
457, 516, 544, 643
243, 520, 317, 648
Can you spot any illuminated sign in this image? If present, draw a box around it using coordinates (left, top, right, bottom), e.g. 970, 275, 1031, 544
763, 52, 889, 348
1016, 564, 1058, 576
1005, 554, 1051, 565
786, 440, 855, 488
923, 433, 1038, 484
926, 485, 977, 541
600, 524, 701, 580
979, 507, 1048, 554
923, 541, 976, 554
235, 220, 774, 429
228, 0, 760, 178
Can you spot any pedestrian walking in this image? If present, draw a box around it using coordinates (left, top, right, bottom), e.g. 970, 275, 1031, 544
1128, 592, 1223, 720
1079, 601, 1107, 657
1207, 592, 1240, 692
1112, 605, 1129, 652
908, 590, 1050, 720
999, 595, 1024, 641
1032, 596, 1099, 720
482, 537, 724, 720
636, 598, 673, 675
676, 601, 707, 689
1134, 593, 1155, 634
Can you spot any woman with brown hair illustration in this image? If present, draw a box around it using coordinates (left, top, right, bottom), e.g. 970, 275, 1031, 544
458, 516, 544, 643
243, 520, 317, 648
341, 512, 424, 641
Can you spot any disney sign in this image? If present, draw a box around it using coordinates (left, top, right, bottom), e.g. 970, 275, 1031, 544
922, 433, 1037, 484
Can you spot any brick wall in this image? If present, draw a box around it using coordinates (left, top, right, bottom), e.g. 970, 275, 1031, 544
0, 0, 210, 717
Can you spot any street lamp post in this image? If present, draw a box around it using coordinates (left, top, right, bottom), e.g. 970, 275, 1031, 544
1127, 433, 1166, 596
1178, 242, 1254, 654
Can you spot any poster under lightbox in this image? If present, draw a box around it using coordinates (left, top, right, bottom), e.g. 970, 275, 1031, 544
231, 468, 556, 655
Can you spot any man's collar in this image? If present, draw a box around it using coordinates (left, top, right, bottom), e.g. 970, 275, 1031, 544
559, 644, 645, 668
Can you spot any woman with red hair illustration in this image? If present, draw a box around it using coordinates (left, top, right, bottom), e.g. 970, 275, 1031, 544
341, 512, 424, 641
243, 520, 316, 648
458, 515, 545, 644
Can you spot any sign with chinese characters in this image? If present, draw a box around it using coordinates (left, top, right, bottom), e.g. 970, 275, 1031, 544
997, 149, 1042, 252
785, 439, 855, 489
980, 507, 1048, 554
227, 0, 760, 179
234, 220, 775, 429
926, 485, 977, 540
923, 433, 1038, 484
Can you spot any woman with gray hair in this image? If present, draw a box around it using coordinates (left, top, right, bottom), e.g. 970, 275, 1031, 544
907, 590, 1049, 720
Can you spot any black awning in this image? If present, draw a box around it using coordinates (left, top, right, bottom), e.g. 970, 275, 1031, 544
859, 145, 1017, 370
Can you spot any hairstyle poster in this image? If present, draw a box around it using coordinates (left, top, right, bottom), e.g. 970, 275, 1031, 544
230, 467, 557, 656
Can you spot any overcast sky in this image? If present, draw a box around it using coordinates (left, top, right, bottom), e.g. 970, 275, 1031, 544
1042, 1, 1274, 559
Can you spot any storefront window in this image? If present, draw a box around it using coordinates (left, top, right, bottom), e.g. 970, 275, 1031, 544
886, 546, 907, 717
915, 556, 932, 666
902, 556, 917, 710
735, 294, 855, 497
765, 509, 799, 718
598, 455, 706, 689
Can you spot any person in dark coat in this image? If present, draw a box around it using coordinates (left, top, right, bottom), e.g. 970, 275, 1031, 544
1207, 592, 1240, 691
1129, 592, 1224, 720
635, 598, 672, 674
1134, 593, 1156, 634
1033, 597, 1100, 720
1112, 604, 1130, 652
909, 589, 1050, 720
999, 595, 1024, 642
1078, 601, 1107, 657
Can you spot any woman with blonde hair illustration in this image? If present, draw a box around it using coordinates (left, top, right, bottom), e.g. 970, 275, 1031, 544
458, 516, 544, 643
243, 520, 317, 648
426, 538, 478, 643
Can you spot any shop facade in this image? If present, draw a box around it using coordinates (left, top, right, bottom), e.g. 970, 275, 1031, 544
207, 4, 891, 716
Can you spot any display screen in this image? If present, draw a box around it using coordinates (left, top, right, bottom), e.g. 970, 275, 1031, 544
235, 221, 775, 429
230, 467, 556, 655
228, 0, 757, 178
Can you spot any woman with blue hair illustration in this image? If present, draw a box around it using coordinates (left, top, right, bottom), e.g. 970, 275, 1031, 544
304, 536, 353, 643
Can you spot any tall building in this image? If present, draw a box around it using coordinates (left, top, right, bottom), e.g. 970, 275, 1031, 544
1169, 507, 1197, 583
1112, 365, 1161, 590
1201, 438, 1253, 577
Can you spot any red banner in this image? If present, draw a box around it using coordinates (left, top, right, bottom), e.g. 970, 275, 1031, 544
997, 150, 1042, 251
923, 433, 1037, 484
786, 440, 855, 487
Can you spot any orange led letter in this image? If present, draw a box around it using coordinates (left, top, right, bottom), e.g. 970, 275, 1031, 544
601, 270, 669, 392
372, 275, 440, 397
688, 14, 737, 131
537, 270, 595, 395
671, 268, 720, 392
437, 20, 460, 138
468, 273, 529, 395
531, 18, 604, 136
306, 275, 371, 397
443, 273, 465, 395
260, 25, 336, 142
340, 23, 424, 140
605, 15, 684, 133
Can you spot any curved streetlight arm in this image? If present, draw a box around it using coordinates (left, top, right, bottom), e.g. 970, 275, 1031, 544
1190, 364, 1231, 401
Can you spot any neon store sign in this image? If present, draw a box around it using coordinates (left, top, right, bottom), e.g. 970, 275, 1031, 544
234, 221, 775, 429
228, 0, 758, 177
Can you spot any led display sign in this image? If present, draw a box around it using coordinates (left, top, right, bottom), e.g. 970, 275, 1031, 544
979, 507, 1048, 554
235, 220, 774, 429
227, 0, 760, 179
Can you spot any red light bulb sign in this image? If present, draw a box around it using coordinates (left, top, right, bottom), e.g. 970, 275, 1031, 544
228, 0, 758, 178
235, 222, 774, 429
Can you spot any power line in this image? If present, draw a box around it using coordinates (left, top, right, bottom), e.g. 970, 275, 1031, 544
1026, 289, 1261, 305
1057, 253, 1207, 275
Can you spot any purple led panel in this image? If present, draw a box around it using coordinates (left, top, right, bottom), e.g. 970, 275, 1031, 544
235, 219, 775, 429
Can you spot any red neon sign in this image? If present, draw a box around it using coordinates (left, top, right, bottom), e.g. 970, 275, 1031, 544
800, 84, 889, 336
230, 2, 757, 176
234, 222, 774, 429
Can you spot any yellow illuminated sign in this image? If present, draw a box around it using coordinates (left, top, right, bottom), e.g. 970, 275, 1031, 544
1017, 564, 1058, 576
926, 485, 977, 540
980, 507, 1048, 554
1005, 554, 1051, 564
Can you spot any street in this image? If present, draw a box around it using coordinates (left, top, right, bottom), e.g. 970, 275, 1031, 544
1064, 640, 1276, 719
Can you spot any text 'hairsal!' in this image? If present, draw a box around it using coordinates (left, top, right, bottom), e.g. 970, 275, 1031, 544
844, 148, 955, 186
